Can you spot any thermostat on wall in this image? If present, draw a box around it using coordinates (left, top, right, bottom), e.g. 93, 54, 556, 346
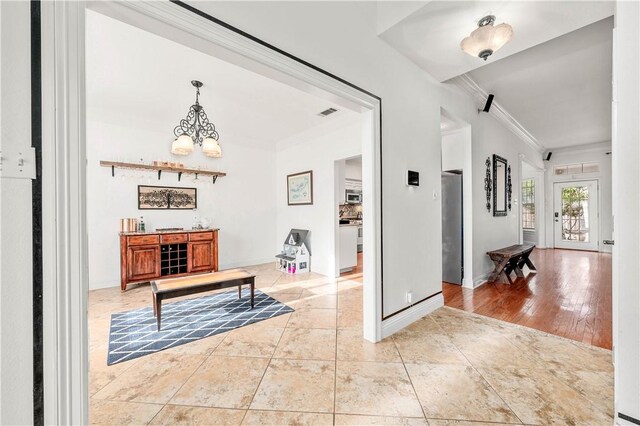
407, 170, 419, 187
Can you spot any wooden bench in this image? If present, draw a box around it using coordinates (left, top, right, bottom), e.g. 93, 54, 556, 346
487, 244, 537, 284
151, 269, 256, 331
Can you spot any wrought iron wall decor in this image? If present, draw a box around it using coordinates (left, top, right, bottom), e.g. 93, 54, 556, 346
484, 157, 492, 212
138, 185, 197, 210
507, 165, 512, 210
492, 154, 508, 217
171, 80, 222, 158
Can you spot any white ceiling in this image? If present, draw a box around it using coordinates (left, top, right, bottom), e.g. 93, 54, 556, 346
86, 10, 358, 150
467, 17, 613, 149
379, 1, 614, 82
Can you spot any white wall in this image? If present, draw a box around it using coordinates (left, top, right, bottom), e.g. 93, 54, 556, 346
613, 0, 640, 421
275, 121, 361, 277
0, 1, 33, 423
345, 158, 362, 180
441, 130, 466, 172
190, 1, 447, 317
470, 116, 543, 284
542, 144, 613, 253
86, 114, 278, 289
438, 84, 544, 286
195, 0, 549, 311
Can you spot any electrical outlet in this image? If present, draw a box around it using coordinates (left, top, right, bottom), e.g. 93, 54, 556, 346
406, 291, 413, 304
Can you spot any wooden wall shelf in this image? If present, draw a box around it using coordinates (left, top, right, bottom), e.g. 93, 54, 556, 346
100, 160, 227, 183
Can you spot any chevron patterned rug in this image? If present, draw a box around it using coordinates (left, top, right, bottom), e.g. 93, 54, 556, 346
107, 289, 293, 365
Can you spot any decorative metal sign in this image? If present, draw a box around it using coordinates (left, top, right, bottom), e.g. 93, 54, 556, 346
484, 157, 492, 212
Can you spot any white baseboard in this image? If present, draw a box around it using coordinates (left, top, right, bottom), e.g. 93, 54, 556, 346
473, 274, 489, 288
462, 278, 474, 288
220, 257, 276, 270
381, 293, 444, 338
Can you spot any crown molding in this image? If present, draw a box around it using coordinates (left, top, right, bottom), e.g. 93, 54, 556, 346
452, 74, 545, 154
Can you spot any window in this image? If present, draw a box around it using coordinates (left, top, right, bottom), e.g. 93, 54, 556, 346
554, 162, 600, 176
522, 178, 535, 230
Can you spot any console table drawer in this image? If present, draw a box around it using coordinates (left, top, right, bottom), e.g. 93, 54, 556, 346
190, 231, 213, 242
128, 235, 160, 246
160, 233, 188, 244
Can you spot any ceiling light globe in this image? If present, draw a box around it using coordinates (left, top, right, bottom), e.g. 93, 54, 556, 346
202, 137, 222, 158
461, 18, 513, 61
171, 134, 195, 156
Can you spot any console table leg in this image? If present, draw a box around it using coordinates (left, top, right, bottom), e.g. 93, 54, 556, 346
251, 281, 255, 309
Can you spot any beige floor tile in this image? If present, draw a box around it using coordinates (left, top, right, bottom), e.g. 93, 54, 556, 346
274, 328, 337, 360
448, 331, 542, 370
550, 369, 614, 420
149, 405, 245, 425
92, 353, 205, 404
294, 292, 337, 309
405, 363, 519, 423
170, 356, 270, 409
89, 344, 137, 396
507, 329, 613, 373
242, 410, 334, 425
337, 309, 362, 329
393, 320, 469, 365
335, 361, 423, 417
287, 308, 337, 329
335, 414, 427, 425
250, 359, 335, 413
337, 328, 401, 362
479, 367, 613, 425
214, 327, 284, 358
89, 265, 613, 425
89, 398, 163, 425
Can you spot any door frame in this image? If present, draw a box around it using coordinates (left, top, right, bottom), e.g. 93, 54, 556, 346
552, 179, 600, 251
40, 1, 383, 423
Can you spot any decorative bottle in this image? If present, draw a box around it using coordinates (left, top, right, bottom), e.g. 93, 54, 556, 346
139, 216, 145, 232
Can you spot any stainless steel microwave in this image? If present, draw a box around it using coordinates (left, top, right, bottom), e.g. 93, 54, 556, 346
346, 190, 362, 204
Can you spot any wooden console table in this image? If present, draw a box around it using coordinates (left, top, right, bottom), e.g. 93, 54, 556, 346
487, 243, 536, 284
120, 229, 218, 291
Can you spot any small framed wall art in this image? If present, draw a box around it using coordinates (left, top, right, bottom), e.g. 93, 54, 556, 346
138, 185, 197, 210
287, 170, 313, 206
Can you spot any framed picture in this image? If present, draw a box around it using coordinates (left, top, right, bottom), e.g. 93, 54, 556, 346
287, 170, 313, 205
138, 185, 197, 210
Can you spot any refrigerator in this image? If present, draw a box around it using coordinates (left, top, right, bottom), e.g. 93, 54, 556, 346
441, 172, 463, 285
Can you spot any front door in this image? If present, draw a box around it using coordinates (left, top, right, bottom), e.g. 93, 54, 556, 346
553, 180, 599, 251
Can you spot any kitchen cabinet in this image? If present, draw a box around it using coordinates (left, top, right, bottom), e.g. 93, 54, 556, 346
339, 225, 358, 272
120, 229, 219, 291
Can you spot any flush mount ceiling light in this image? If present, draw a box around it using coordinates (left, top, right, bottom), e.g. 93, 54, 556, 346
171, 80, 222, 158
460, 15, 513, 61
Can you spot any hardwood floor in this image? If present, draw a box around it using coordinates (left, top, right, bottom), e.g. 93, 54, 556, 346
444, 248, 612, 349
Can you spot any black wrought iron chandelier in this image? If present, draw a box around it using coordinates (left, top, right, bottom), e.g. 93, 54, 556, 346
171, 80, 222, 157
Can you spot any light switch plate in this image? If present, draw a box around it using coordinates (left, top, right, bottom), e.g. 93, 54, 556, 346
0, 147, 37, 180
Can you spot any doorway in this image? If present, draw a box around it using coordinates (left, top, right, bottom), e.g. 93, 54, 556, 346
553, 180, 600, 251
441, 171, 463, 285
41, 2, 383, 422
336, 155, 364, 278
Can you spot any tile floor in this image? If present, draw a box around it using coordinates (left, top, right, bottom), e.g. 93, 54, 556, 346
89, 263, 613, 425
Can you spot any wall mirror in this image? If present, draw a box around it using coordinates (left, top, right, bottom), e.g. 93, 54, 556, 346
493, 154, 508, 216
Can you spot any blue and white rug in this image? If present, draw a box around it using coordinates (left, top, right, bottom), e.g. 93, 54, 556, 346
107, 289, 293, 365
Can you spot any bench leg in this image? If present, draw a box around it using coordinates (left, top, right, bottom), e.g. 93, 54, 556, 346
152, 293, 157, 317
251, 281, 255, 309
238, 285, 242, 299
155, 296, 162, 332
